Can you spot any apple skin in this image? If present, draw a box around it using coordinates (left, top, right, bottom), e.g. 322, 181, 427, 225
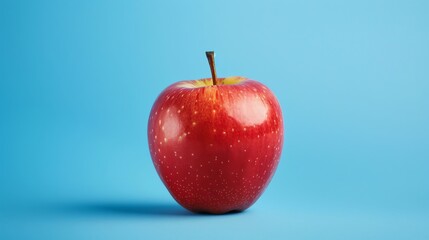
148, 77, 284, 214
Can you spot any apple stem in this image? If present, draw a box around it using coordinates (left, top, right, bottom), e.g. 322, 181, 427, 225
205, 51, 218, 85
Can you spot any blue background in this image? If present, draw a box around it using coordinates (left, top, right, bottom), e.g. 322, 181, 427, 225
1, 0, 428, 239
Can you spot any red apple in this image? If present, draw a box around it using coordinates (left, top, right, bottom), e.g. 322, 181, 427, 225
148, 52, 284, 214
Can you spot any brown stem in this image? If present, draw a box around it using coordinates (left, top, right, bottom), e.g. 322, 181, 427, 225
205, 51, 218, 85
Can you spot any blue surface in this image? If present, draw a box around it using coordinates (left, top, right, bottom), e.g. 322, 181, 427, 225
1, 0, 429, 239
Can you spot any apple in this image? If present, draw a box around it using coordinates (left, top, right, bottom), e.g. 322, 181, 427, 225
148, 52, 284, 214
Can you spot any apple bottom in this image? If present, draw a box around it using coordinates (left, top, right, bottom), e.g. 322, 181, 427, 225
152, 131, 282, 214
166, 170, 278, 214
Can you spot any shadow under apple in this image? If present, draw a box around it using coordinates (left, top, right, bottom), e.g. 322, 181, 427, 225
45, 200, 245, 218
53, 200, 191, 217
